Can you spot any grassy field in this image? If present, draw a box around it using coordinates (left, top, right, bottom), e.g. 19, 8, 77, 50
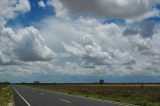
28, 83, 160, 106
0, 85, 12, 106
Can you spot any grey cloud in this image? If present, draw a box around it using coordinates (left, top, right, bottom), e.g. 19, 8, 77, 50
123, 28, 140, 36
123, 21, 156, 38
122, 60, 136, 66
63, 41, 112, 67
0, 0, 30, 20
1, 0, 160, 80
15, 27, 55, 61
140, 22, 156, 38
0, 0, 54, 65
137, 45, 155, 56
51, 0, 159, 20
0, 15, 160, 80
0, 27, 56, 65
39, 17, 160, 77
82, 64, 95, 69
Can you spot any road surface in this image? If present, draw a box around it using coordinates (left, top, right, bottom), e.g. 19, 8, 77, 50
13, 85, 130, 106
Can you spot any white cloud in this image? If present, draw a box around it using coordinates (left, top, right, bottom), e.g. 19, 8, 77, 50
15, 27, 56, 61
39, 16, 160, 77
0, 0, 56, 65
123, 21, 156, 38
0, 0, 30, 20
0, 0, 160, 81
38, 0, 45, 8
0, 27, 56, 65
48, 0, 68, 17
126, 9, 160, 23
14, 0, 31, 12
49, 0, 159, 21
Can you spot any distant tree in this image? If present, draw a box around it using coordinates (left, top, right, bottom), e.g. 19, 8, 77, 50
21, 82, 26, 84
3, 81, 10, 84
92, 82, 98, 84
99, 79, 105, 85
33, 81, 40, 84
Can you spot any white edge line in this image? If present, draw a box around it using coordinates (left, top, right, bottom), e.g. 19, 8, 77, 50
13, 87, 31, 106
59, 99, 72, 103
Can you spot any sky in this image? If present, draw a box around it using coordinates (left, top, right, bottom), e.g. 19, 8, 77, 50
0, 0, 160, 83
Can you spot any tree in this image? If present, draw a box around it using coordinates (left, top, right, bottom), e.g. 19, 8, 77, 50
99, 79, 104, 85
33, 81, 40, 84
3, 81, 10, 84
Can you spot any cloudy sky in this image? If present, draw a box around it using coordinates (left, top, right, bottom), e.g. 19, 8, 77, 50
0, 0, 160, 83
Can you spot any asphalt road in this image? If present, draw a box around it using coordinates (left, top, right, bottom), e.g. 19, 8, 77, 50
13, 85, 128, 106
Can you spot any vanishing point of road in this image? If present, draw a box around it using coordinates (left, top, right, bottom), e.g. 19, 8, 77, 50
12, 85, 134, 106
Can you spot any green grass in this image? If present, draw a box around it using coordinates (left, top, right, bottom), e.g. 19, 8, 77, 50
0, 86, 13, 106
27, 84, 160, 106
55, 90, 160, 106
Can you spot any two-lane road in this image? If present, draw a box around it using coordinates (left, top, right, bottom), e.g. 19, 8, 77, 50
13, 85, 131, 106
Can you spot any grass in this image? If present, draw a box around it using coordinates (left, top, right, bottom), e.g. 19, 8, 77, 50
0, 85, 13, 106
27, 84, 160, 106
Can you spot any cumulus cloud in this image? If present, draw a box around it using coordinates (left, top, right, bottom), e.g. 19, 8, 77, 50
0, 27, 56, 65
38, 0, 45, 8
63, 41, 112, 66
0, 0, 30, 20
0, 0, 56, 65
15, 27, 56, 61
1, 0, 160, 81
39, 16, 160, 77
49, 0, 159, 21
123, 21, 156, 38
14, 0, 31, 12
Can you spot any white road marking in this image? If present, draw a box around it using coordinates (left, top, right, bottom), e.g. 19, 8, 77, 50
13, 87, 31, 106
22, 86, 136, 106
60, 99, 72, 103
40, 93, 44, 95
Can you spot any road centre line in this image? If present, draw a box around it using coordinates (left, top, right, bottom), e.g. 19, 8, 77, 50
60, 99, 72, 103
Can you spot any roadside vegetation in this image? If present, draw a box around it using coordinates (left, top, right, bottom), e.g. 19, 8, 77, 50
0, 84, 13, 106
26, 83, 160, 106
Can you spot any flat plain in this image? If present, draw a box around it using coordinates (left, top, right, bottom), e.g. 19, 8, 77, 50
0, 84, 12, 106
26, 83, 160, 106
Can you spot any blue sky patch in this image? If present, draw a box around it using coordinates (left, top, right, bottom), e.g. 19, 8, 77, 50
103, 19, 125, 25
146, 17, 160, 22
6, 0, 55, 28
155, 2, 160, 10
